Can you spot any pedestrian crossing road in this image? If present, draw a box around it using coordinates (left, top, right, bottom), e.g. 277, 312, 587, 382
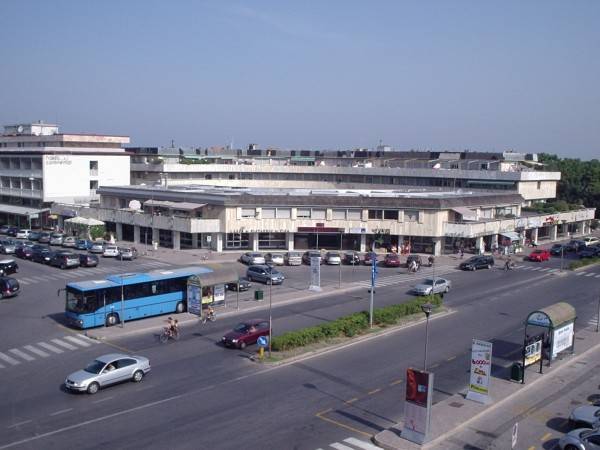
15, 260, 170, 286
316, 437, 383, 450
0, 334, 98, 369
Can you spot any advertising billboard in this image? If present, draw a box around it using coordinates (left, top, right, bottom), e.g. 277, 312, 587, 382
309, 256, 321, 291
402, 368, 433, 444
552, 323, 574, 359
466, 339, 493, 404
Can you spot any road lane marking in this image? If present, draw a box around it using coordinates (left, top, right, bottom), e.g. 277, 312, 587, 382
7, 420, 31, 429
585, 273, 595, 277
64, 336, 91, 347
368, 388, 381, 395
92, 396, 114, 404
51, 339, 77, 350
527, 447, 535, 450
76, 334, 100, 345
541, 432, 552, 441
330, 443, 354, 450
345, 398, 358, 404
23, 345, 50, 358
430, 363, 440, 369
8, 348, 35, 362
0, 352, 20, 365
37, 342, 64, 354
576, 272, 586, 276
344, 437, 383, 450
447, 355, 456, 361
315, 409, 372, 438
389, 379, 403, 386
49, 408, 73, 416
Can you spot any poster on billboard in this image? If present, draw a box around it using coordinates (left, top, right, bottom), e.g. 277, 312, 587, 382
552, 323, 574, 359
402, 368, 434, 445
187, 284, 201, 316
309, 256, 321, 291
466, 339, 493, 404
524, 339, 542, 367
213, 284, 225, 306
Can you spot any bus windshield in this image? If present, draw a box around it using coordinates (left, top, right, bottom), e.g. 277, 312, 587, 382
66, 288, 96, 313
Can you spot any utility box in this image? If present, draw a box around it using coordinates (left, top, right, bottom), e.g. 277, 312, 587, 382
510, 362, 523, 382
254, 290, 264, 301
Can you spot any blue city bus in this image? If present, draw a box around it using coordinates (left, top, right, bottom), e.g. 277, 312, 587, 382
64, 266, 213, 329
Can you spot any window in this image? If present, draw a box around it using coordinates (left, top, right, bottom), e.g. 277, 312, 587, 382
275, 208, 291, 219
262, 208, 275, 219
90, 180, 98, 190
116, 358, 137, 368
311, 209, 326, 220
537, 181, 541, 190
297, 208, 311, 219
405, 210, 419, 222
332, 209, 346, 220
347, 209, 361, 220
368, 209, 383, 220
89, 161, 98, 170
384, 210, 399, 220
241, 208, 255, 218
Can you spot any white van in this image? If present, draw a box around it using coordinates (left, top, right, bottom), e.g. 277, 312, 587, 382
284, 251, 302, 266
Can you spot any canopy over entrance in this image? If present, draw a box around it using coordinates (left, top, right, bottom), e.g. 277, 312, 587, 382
526, 302, 576, 330
64, 217, 105, 226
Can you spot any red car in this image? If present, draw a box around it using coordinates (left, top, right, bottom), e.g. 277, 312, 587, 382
529, 249, 550, 262
384, 253, 401, 267
363, 252, 377, 265
221, 319, 270, 349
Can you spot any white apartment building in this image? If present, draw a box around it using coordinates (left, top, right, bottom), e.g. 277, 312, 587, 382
0, 122, 130, 228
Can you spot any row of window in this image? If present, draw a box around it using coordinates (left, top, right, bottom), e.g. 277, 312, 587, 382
241, 207, 418, 222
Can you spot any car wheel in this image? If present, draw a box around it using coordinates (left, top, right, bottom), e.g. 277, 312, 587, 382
445, 286, 450, 293
106, 313, 119, 327
487, 264, 491, 269
239, 341, 247, 349
175, 301, 186, 314
471, 266, 476, 271
87, 382, 99, 395
564, 445, 579, 450
132, 370, 144, 383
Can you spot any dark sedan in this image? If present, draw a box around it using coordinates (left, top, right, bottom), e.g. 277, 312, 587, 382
0, 259, 19, 276
226, 278, 252, 291
15, 246, 34, 260
221, 319, 270, 349
579, 246, 600, 258
459, 255, 495, 271
550, 244, 567, 256
31, 247, 53, 264
79, 254, 99, 267
343, 252, 361, 265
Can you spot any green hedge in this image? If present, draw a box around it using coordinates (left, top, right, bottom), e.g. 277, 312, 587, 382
569, 257, 600, 270
271, 295, 443, 352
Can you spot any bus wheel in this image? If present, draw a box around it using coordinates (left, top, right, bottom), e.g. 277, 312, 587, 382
175, 301, 186, 314
106, 313, 119, 327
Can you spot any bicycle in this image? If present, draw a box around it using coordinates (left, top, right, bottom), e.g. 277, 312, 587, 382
201, 310, 216, 324
159, 327, 180, 343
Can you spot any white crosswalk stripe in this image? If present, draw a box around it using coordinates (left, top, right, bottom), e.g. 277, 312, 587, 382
37, 342, 64, 354
596, 275, 600, 278
0, 352, 20, 365
17, 279, 31, 285
51, 338, 78, 350
18, 277, 37, 284
585, 273, 596, 277
343, 437, 383, 449
540, 267, 552, 272
330, 444, 354, 450
75, 334, 99, 345
530, 267, 541, 271
576, 272, 586, 276
23, 345, 50, 358
8, 348, 35, 362
521, 266, 533, 270
64, 336, 91, 347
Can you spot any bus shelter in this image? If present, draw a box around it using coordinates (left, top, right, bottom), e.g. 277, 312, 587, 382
186, 263, 239, 317
521, 302, 576, 383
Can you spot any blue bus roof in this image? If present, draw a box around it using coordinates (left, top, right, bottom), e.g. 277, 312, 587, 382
67, 266, 213, 291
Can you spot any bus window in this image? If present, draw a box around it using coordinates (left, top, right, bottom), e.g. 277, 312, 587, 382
66, 290, 98, 313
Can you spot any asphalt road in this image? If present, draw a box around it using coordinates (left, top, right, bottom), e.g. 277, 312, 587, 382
1, 248, 599, 450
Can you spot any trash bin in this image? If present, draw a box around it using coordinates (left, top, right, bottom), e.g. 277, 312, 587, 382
254, 290, 264, 301
510, 362, 523, 382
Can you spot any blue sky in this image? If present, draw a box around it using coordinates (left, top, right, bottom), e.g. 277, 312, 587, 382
1, 1, 598, 159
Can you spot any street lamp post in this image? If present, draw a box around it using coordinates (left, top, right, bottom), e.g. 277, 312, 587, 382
421, 303, 433, 371
596, 294, 600, 333
268, 263, 273, 358
338, 232, 342, 289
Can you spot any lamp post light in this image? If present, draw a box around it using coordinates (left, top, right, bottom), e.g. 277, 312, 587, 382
596, 294, 600, 333
421, 303, 433, 371
268, 263, 273, 358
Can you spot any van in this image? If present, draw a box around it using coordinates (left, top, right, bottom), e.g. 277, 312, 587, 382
284, 251, 302, 266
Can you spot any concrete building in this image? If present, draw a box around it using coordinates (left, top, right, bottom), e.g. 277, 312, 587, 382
0, 122, 130, 227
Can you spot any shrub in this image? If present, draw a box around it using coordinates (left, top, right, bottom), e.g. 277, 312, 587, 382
569, 257, 600, 270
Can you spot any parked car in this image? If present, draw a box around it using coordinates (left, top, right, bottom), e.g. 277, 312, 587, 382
406, 254, 423, 268
363, 252, 377, 265
343, 252, 361, 265
324, 252, 342, 265
49, 233, 65, 246
221, 319, 270, 349
264, 253, 285, 266
89, 241, 105, 254
459, 255, 495, 271
49, 251, 80, 269
550, 244, 568, 256
529, 249, 551, 262
302, 251, 323, 265
6, 226, 19, 237
583, 236, 600, 247
240, 252, 265, 265
38, 232, 51, 243
31, 247, 53, 264
412, 277, 451, 296
384, 253, 401, 267
76, 239, 94, 251
579, 246, 600, 259
284, 251, 302, 266
569, 405, 600, 429
246, 265, 285, 284
558, 428, 600, 450
566, 240, 586, 252
0, 259, 19, 276
0, 277, 19, 299
79, 253, 99, 267
64, 353, 151, 394
225, 277, 252, 291
62, 236, 77, 248
0, 239, 16, 254
0, 225, 10, 234
15, 229, 31, 239
103, 245, 120, 257
117, 246, 138, 260
28, 231, 42, 241
15, 245, 34, 259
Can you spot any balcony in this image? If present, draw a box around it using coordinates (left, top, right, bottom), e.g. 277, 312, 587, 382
0, 187, 43, 199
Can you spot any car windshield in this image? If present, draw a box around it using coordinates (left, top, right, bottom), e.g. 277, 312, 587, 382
288, 252, 300, 257
233, 323, 250, 333
51, 233, 63, 238
84, 360, 106, 374
422, 279, 435, 286
328, 253, 340, 257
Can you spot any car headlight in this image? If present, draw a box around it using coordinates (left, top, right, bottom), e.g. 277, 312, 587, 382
231, 339, 238, 343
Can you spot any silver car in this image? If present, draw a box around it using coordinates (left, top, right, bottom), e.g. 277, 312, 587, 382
89, 241, 105, 254
559, 428, 600, 450
264, 253, 284, 266
324, 252, 342, 265
65, 353, 151, 394
412, 277, 452, 296
240, 252, 265, 265
569, 405, 600, 429
284, 251, 302, 266
0, 240, 16, 254
49, 233, 65, 245
117, 246, 138, 260
62, 236, 77, 248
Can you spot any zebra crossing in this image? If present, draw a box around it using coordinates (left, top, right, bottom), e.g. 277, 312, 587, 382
514, 265, 600, 278
316, 437, 383, 450
354, 263, 459, 289
0, 334, 98, 369
16, 260, 170, 286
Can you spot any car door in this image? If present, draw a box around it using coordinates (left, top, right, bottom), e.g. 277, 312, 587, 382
96, 361, 122, 386
114, 358, 137, 382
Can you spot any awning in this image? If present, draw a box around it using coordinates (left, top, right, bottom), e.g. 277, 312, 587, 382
527, 302, 576, 329
64, 217, 105, 226
500, 231, 520, 241
0, 205, 49, 216
190, 263, 239, 286
144, 200, 206, 211
451, 207, 478, 221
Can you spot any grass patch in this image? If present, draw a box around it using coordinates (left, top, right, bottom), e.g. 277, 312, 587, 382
569, 257, 600, 270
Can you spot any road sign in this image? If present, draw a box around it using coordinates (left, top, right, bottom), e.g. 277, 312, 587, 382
257, 336, 269, 348
511, 422, 518, 449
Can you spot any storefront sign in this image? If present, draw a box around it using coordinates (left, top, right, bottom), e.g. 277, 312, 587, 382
297, 227, 343, 233
552, 323, 574, 359
348, 227, 367, 234
372, 228, 390, 234
524, 339, 542, 367
46, 155, 72, 165
403, 368, 433, 445
229, 229, 288, 234
466, 339, 492, 404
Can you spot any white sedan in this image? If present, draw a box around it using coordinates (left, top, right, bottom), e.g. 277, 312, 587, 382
103, 245, 119, 257
324, 252, 342, 265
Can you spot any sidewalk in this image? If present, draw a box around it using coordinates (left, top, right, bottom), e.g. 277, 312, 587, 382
373, 324, 600, 449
